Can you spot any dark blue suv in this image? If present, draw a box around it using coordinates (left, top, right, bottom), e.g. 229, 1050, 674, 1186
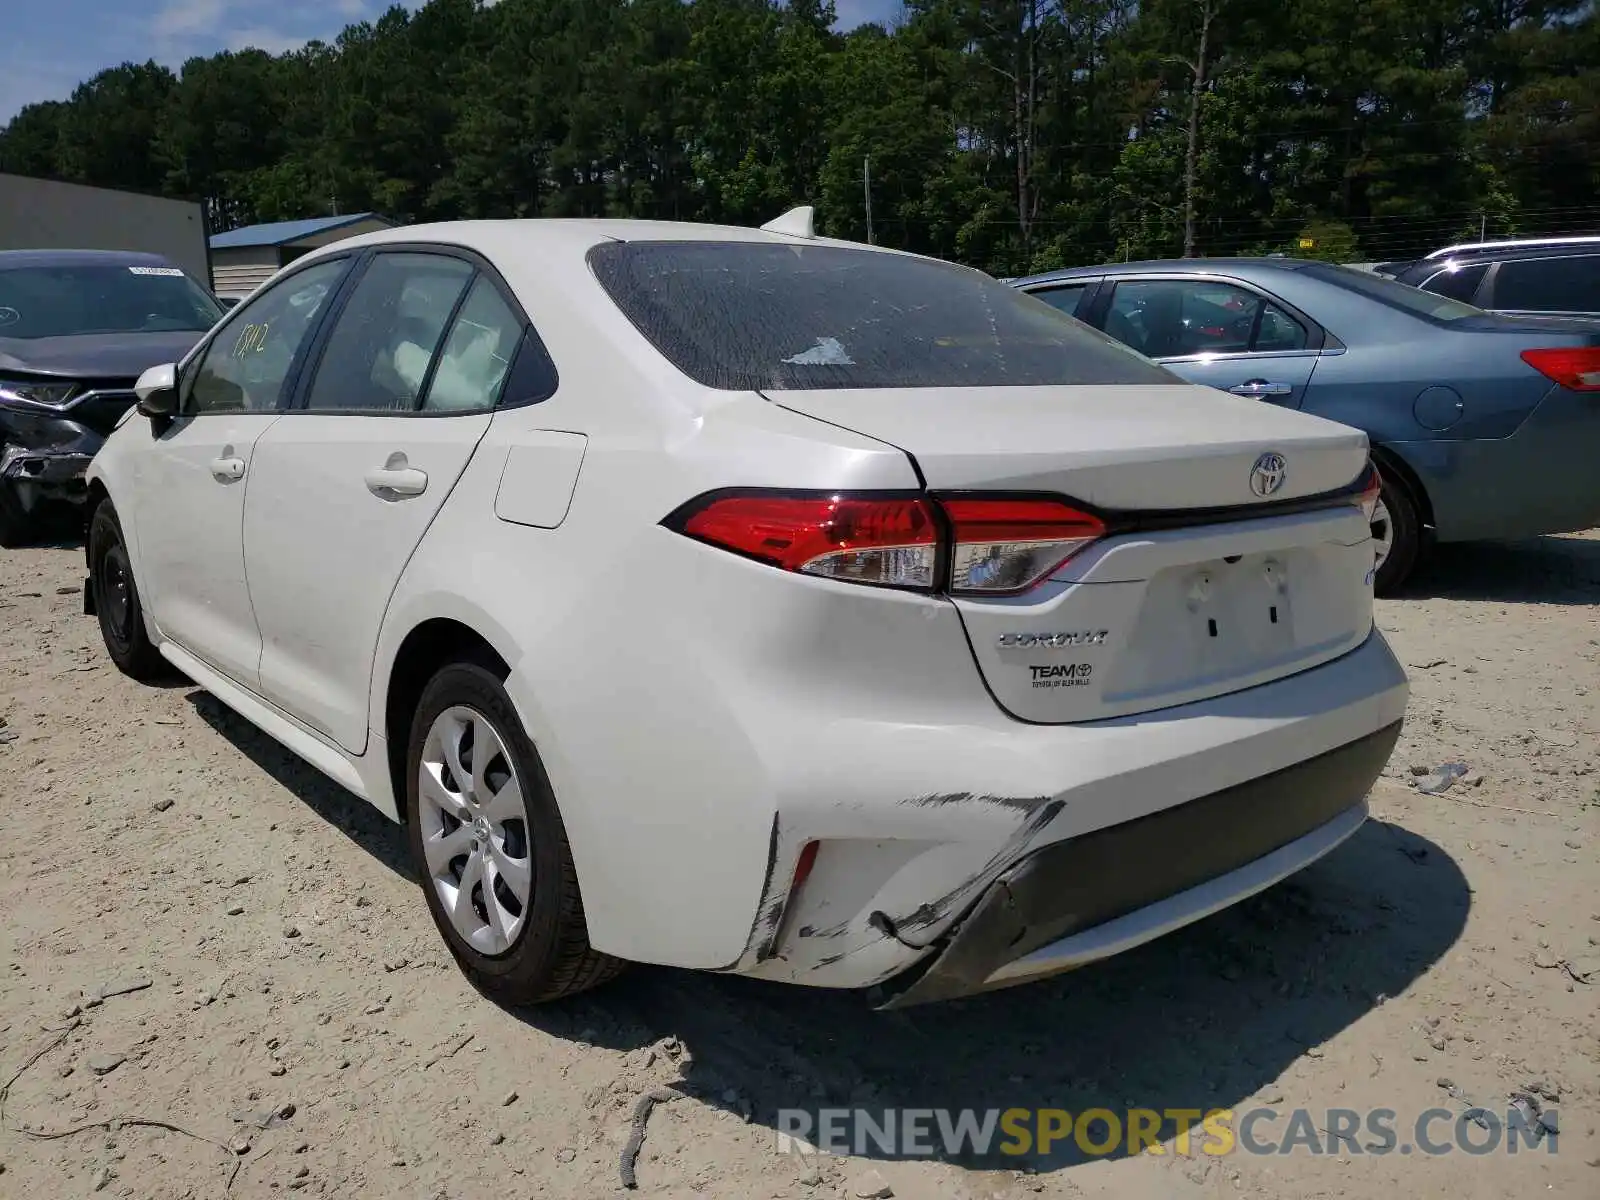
0, 249, 223, 544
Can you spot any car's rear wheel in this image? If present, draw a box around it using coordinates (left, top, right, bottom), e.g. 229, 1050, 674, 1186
88, 501, 168, 680
404, 659, 623, 1002
1371, 470, 1421, 597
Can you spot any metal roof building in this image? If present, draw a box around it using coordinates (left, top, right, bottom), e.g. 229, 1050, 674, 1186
209, 213, 396, 300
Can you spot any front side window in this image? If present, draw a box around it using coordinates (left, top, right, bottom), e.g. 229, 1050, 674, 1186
303, 253, 475, 413
186, 259, 348, 414
588, 241, 1178, 390
0, 262, 223, 339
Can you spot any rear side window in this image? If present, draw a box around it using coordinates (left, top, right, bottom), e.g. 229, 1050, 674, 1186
1029, 282, 1090, 317
304, 253, 474, 412
421, 276, 523, 412
588, 241, 1179, 391
1490, 256, 1600, 313
1420, 263, 1488, 303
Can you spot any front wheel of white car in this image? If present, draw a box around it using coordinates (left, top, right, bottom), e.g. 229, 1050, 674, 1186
404, 659, 623, 1003
0, 478, 29, 548
88, 501, 168, 681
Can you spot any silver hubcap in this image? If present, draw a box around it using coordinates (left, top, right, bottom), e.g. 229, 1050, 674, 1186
1370, 496, 1393, 574
418, 706, 533, 955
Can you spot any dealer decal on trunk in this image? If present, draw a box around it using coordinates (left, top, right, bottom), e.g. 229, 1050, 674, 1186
1029, 663, 1095, 689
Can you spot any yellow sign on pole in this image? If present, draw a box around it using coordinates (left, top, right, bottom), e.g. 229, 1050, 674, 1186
1299, 237, 1317, 250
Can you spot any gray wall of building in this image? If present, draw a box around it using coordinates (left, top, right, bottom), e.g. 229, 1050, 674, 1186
0, 173, 210, 282
210, 246, 283, 301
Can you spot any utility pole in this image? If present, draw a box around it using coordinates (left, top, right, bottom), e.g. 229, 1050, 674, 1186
1480, 212, 1487, 241
1182, 0, 1218, 258
863, 155, 874, 245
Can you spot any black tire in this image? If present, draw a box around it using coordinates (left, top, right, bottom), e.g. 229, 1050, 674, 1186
0, 478, 30, 548
405, 658, 623, 1003
1372, 468, 1422, 597
88, 501, 168, 681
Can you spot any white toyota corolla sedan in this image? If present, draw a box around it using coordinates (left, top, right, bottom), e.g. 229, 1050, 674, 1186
84, 210, 1407, 1007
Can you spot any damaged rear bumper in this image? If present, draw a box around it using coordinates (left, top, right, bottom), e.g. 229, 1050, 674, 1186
875, 720, 1399, 1007
729, 630, 1408, 997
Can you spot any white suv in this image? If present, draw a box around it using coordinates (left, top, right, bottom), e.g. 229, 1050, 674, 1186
85, 213, 1407, 1007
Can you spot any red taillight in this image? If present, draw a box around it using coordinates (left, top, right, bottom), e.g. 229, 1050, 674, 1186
1357, 461, 1382, 522
1520, 347, 1600, 392
791, 841, 820, 891
669, 490, 1108, 595
676, 493, 940, 590
941, 497, 1106, 594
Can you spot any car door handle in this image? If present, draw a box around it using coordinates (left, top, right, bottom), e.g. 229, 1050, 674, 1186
209, 456, 246, 482
1228, 379, 1294, 398
364, 464, 429, 497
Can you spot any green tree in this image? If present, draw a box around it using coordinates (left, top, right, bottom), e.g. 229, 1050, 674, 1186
2, 0, 1597, 276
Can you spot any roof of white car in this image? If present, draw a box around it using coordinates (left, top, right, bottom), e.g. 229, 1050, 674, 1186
327, 216, 880, 258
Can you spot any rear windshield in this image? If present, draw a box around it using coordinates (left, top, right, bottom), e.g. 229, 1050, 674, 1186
1301, 261, 1483, 322
588, 241, 1179, 391
0, 263, 223, 339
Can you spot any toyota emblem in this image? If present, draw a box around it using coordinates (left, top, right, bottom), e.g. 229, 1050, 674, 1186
1250, 452, 1287, 498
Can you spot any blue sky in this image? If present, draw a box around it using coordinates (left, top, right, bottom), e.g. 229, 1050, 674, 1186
1, 0, 904, 125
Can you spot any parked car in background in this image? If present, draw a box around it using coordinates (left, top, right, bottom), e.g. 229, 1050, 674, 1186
85, 213, 1406, 1008
1013, 259, 1600, 593
1383, 240, 1600, 317
0, 249, 223, 544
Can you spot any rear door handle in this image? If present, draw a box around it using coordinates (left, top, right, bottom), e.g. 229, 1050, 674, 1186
210, 456, 246, 482
364, 464, 429, 498
1228, 379, 1294, 398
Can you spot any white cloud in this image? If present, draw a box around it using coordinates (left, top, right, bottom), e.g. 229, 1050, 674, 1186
227, 26, 317, 55
152, 0, 230, 41
145, 0, 368, 63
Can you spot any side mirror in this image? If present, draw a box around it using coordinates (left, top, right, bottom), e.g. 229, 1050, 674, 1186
135, 363, 179, 419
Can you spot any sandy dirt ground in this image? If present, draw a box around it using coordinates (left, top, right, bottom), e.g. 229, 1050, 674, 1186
1, 529, 1597, 1199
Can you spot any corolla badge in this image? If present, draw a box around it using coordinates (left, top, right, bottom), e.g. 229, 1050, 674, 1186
1249, 452, 1287, 498
997, 631, 1109, 648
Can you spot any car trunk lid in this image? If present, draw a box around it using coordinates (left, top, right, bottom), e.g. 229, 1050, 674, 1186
768, 384, 1369, 508
1450, 312, 1600, 340
771, 384, 1376, 723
